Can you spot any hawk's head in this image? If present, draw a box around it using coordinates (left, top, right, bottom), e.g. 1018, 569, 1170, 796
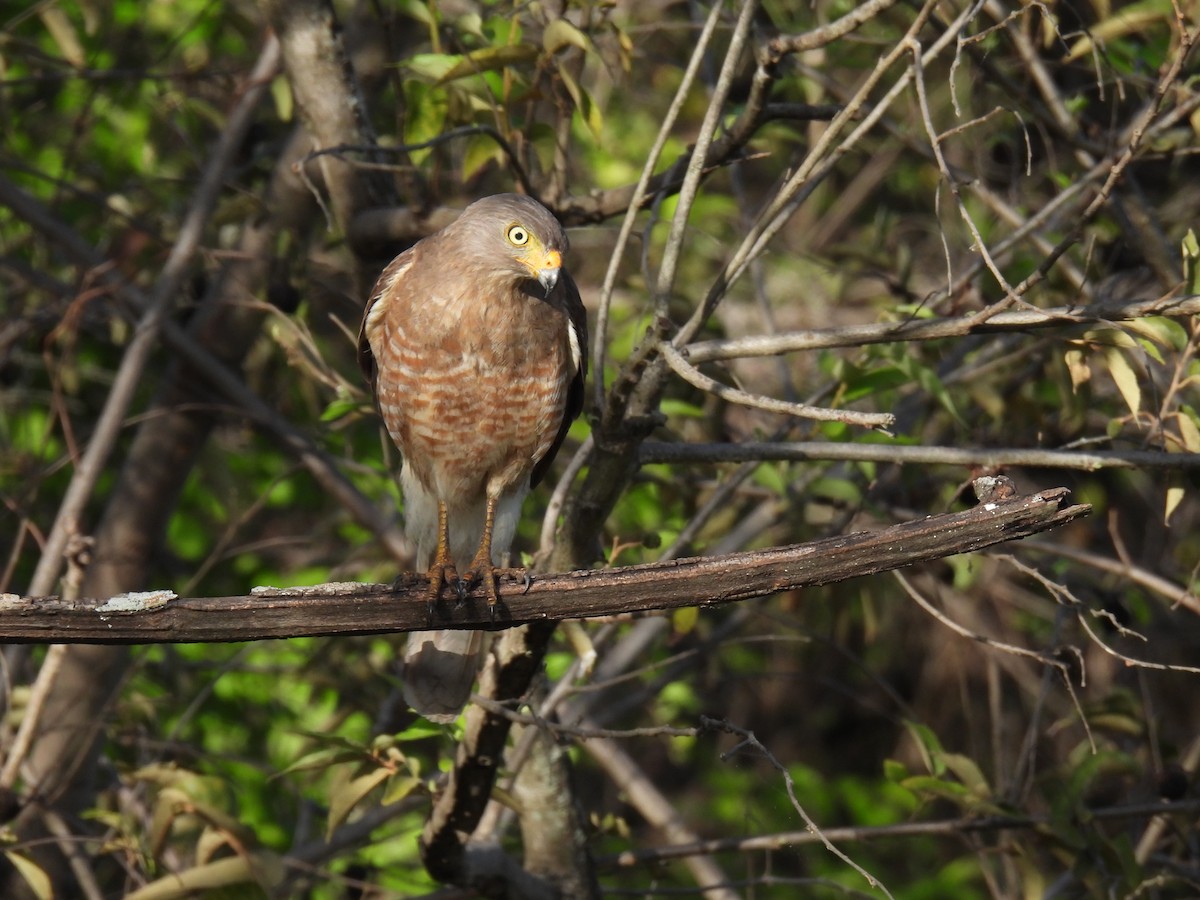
456, 193, 568, 296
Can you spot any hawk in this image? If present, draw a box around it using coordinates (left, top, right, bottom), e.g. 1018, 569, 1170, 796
358, 194, 588, 721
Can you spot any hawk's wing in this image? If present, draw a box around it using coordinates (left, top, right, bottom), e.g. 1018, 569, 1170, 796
357, 246, 417, 395
530, 269, 588, 488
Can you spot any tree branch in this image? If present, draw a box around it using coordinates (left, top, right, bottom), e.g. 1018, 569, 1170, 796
640, 441, 1200, 470
599, 799, 1200, 869
0, 488, 1087, 643
683, 292, 1200, 363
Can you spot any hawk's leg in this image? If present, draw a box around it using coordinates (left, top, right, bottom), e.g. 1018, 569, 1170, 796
462, 496, 526, 615
424, 500, 458, 615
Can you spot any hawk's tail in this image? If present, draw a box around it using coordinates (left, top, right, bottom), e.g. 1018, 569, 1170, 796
402, 629, 487, 723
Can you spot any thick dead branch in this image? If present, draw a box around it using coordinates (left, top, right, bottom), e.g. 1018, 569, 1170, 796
1, 489, 1087, 643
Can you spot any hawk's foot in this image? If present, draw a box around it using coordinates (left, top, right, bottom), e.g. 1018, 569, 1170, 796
460, 558, 527, 617
423, 561, 459, 618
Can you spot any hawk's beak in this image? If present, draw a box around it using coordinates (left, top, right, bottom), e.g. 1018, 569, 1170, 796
532, 248, 562, 295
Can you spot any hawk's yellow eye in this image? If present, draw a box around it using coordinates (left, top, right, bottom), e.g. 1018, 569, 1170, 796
507, 225, 530, 246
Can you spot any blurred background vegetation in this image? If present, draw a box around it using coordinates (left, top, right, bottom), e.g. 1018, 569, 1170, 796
2, 0, 1199, 897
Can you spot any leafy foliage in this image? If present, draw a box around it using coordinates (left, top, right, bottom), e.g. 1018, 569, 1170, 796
2, 0, 1200, 898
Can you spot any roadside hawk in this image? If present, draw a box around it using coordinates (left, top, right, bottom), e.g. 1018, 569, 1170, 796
358, 193, 588, 722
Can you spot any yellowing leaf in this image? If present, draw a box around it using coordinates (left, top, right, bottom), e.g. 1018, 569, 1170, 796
1064, 348, 1091, 392
397, 0, 436, 28
4, 852, 51, 900
1177, 411, 1200, 452
124, 854, 284, 900
327, 767, 392, 839
1103, 346, 1141, 416
40, 7, 85, 67
941, 752, 992, 799
1122, 316, 1186, 351
1063, 0, 1173, 61
1165, 485, 1184, 525
543, 19, 594, 56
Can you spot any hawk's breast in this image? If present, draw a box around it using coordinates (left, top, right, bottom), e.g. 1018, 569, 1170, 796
372, 282, 573, 506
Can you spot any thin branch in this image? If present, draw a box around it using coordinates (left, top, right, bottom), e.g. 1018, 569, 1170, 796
893, 571, 1066, 670
590, 0, 726, 415
0, 489, 1087, 642
0, 645, 67, 789
584, 731, 740, 900
599, 800, 1200, 868
703, 717, 893, 899
660, 343, 895, 429
301, 124, 533, 195
652, 0, 758, 310
639, 441, 1200, 471
761, 0, 902, 57
1019, 542, 1200, 616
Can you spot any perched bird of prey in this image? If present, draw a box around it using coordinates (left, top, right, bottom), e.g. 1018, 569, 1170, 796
358, 194, 587, 722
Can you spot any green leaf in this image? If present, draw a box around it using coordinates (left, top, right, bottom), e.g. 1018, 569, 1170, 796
904, 721, 946, 775
438, 45, 539, 83
672, 605, 700, 635
275, 746, 368, 777
39, 7, 86, 67
320, 396, 363, 423
940, 752, 992, 799
840, 365, 911, 403
809, 476, 863, 505
404, 53, 463, 82
397, 0, 436, 28
462, 132, 505, 181
900, 774, 970, 802
558, 65, 603, 136
397, 720, 447, 741
660, 398, 707, 418
1183, 228, 1200, 293
382, 774, 423, 805
270, 74, 292, 122
1176, 409, 1200, 452
882, 759, 910, 783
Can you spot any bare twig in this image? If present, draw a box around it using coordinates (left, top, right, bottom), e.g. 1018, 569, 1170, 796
703, 716, 893, 898
585, 732, 739, 900
590, 0, 726, 415
684, 293, 1200, 362
660, 343, 895, 429
600, 799, 1200, 868
639, 441, 1200, 471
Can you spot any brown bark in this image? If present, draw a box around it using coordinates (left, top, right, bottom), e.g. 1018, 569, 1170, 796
3, 489, 1088, 642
